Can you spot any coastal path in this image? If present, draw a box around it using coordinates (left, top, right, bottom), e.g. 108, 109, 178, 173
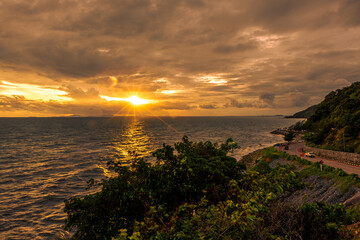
280, 142, 360, 176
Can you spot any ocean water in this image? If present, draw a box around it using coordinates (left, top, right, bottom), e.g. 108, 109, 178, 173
0, 116, 299, 239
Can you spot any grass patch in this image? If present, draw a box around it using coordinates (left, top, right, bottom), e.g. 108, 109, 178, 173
261, 147, 312, 166
299, 163, 360, 191
262, 146, 360, 191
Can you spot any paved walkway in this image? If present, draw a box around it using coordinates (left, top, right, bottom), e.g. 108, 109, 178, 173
279, 142, 360, 176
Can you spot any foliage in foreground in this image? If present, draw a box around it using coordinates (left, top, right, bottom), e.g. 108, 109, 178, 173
64, 139, 360, 240
64, 137, 245, 239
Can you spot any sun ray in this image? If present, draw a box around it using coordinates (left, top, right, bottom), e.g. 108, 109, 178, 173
100, 93, 182, 135
141, 106, 182, 134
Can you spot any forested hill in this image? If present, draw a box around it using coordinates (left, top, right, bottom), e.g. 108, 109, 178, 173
303, 82, 360, 153
286, 105, 318, 118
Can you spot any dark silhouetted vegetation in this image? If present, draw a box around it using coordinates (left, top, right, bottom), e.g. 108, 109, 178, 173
284, 131, 295, 143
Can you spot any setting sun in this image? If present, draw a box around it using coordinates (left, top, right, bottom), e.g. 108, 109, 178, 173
126, 96, 151, 105
100, 95, 152, 106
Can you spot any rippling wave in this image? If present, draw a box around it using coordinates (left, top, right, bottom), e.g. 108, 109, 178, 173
0, 116, 299, 239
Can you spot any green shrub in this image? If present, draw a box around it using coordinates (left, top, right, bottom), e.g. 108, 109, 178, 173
64, 136, 245, 239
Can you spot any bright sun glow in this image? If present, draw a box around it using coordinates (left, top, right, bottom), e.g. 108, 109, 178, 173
127, 96, 150, 105
100, 95, 152, 105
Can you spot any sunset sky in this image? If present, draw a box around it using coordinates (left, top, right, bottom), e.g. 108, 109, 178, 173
0, 0, 359, 117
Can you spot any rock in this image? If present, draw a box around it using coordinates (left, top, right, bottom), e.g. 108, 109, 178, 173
282, 175, 360, 206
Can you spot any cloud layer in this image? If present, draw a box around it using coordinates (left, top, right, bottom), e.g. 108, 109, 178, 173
0, 0, 359, 116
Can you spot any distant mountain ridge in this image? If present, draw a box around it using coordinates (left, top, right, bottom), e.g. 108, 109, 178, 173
286, 105, 318, 118
303, 82, 360, 153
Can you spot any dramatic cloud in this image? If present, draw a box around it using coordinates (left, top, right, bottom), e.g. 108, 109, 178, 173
0, 95, 196, 117
61, 85, 101, 101
199, 104, 217, 109
0, 0, 359, 116
259, 93, 275, 106
225, 98, 268, 109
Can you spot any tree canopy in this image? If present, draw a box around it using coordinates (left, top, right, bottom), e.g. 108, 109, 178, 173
64, 136, 245, 239
284, 131, 295, 142
303, 82, 360, 153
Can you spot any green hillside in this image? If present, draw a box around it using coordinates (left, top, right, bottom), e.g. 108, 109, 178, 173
303, 82, 360, 153
286, 104, 318, 118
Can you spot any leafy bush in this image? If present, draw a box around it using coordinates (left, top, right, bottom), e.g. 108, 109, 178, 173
64, 136, 245, 239
299, 202, 353, 240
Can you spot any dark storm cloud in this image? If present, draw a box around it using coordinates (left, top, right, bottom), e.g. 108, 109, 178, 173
246, 0, 336, 32
336, 0, 360, 26
154, 101, 194, 110
0, 0, 360, 115
225, 98, 267, 109
213, 42, 258, 54
207, 85, 234, 92
288, 93, 310, 107
312, 49, 358, 59
259, 93, 275, 105
199, 104, 216, 109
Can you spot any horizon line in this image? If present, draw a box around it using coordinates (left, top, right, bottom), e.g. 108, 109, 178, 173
0, 115, 290, 118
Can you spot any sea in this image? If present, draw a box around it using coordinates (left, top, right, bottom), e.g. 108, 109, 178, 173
0, 116, 299, 239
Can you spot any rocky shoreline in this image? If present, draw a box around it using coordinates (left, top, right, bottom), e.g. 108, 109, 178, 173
270, 128, 288, 135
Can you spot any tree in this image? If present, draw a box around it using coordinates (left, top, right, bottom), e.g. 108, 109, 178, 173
284, 131, 295, 143
64, 136, 245, 240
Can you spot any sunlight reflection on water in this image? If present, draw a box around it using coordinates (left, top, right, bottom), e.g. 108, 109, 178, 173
115, 118, 154, 164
